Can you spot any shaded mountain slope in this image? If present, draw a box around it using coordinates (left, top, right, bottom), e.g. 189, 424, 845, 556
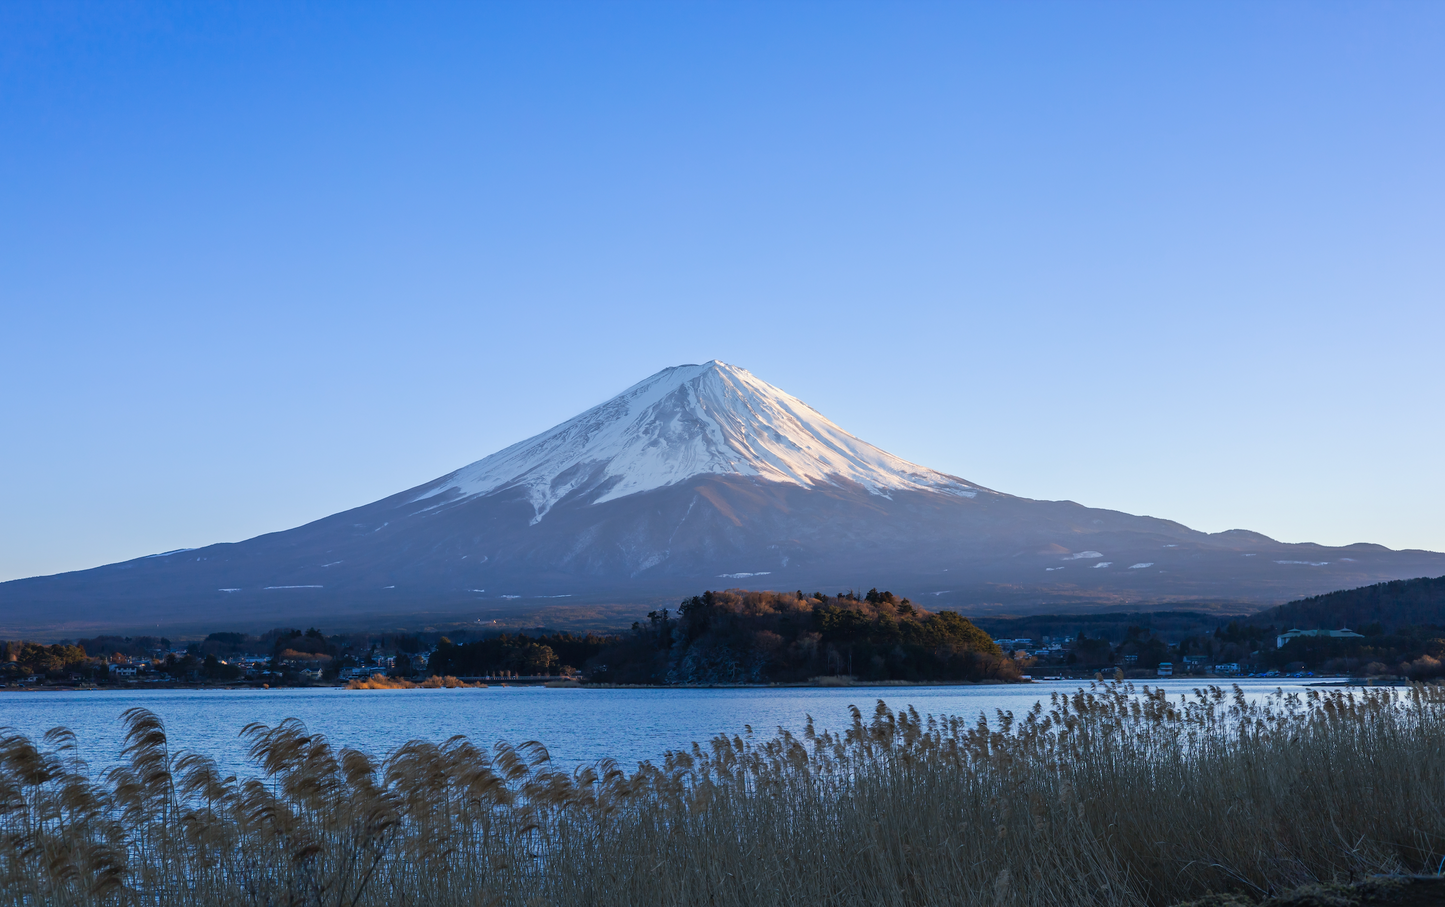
3, 361, 1443, 637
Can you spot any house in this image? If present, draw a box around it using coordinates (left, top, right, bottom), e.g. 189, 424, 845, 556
111, 664, 139, 678
1215, 663, 1241, 674
1183, 655, 1208, 666
1157, 662, 1174, 677
1276, 628, 1365, 649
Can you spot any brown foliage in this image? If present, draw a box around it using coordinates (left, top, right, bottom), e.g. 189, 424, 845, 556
345, 674, 484, 690
596, 587, 1013, 684
1, 685, 1443, 905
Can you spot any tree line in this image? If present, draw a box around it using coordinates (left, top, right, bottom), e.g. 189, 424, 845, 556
583, 587, 1017, 684
426, 632, 616, 677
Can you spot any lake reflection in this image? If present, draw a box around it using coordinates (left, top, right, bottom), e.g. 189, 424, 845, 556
0, 679, 1314, 776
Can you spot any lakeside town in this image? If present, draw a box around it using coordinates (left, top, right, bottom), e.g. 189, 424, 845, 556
6, 580, 1439, 689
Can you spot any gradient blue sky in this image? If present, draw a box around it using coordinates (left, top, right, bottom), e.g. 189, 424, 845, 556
2, 2, 1442, 582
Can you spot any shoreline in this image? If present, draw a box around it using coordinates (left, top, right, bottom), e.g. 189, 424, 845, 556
1, 678, 1028, 693
1, 674, 1384, 693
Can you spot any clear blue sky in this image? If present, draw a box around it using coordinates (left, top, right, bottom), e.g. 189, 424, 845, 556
2, 1, 1442, 582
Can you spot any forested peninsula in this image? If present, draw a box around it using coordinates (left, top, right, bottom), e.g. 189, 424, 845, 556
429, 588, 1019, 684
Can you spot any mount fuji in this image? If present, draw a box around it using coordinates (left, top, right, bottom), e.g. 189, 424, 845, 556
4, 360, 1443, 636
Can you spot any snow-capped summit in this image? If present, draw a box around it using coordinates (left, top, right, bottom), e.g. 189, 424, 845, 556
417, 360, 980, 522
8, 357, 1445, 637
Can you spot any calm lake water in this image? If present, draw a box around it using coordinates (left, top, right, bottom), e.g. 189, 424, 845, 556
0, 679, 1315, 777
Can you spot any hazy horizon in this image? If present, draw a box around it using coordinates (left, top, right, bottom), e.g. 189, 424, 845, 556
3, 2, 1443, 582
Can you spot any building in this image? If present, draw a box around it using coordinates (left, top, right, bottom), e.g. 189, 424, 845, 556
1157, 662, 1173, 677
340, 667, 386, 681
1276, 628, 1365, 649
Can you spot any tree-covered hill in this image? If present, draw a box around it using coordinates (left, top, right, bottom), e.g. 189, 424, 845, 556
585, 587, 1017, 685
1261, 575, 1445, 633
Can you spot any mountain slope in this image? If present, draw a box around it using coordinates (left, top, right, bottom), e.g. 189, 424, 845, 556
3, 361, 1444, 637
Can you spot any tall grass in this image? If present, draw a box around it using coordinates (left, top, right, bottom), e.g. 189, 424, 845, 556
2, 684, 1442, 906
343, 675, 484, 690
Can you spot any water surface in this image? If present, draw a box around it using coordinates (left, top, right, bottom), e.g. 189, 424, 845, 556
0, 679, 1313, 776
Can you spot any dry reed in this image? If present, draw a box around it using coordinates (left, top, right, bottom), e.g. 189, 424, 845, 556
344, 675, 485, 690
2, 683, 1442, 907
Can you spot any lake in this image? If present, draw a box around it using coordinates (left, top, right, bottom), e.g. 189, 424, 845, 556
0, 678, 1315, 776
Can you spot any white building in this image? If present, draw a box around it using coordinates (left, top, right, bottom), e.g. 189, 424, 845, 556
1276, 628, 1364, 649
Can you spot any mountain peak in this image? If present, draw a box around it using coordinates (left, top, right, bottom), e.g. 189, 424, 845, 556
417, 361, 979, 522
11, 363, 1445, 636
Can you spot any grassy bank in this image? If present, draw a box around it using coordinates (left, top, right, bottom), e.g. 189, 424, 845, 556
2, 684, 1442, 906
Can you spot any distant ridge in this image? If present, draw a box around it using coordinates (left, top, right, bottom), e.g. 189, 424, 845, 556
3, 361, 1444, 637
1259, 575, 1445, 631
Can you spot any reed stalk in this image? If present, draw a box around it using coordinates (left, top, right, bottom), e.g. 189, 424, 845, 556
1, 683, 1441, 906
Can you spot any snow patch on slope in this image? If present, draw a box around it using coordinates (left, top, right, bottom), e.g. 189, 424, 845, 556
417, 361, 982, 523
